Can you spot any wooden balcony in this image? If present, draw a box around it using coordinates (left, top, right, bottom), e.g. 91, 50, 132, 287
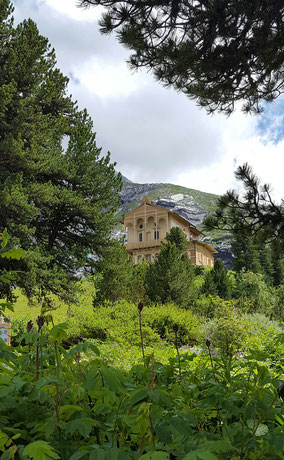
125, 240, 162, 251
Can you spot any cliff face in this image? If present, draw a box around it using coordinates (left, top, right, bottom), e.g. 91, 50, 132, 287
118, 180, 233, 268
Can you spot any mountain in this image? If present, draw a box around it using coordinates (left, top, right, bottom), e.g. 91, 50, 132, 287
117, 178, 233, 268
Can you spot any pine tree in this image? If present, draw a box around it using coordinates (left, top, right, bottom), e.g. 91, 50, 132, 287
205, 164, 284, 274
131, 262, 148, 304
202, 258, 232, 300
94, 240, 133, 305
80, 0, 284, 114
165, 226, 188, 251
231, 234, 262, 274
0, 4, 122, 302
146, 228, 195, 307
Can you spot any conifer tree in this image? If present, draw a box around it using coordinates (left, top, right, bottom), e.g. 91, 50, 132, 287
205, 164, 284, 286
202, 258, 232, 300
80, 0, 284, 114
231, 234, 263, 274
94, 240, 133, 305
0, 3, 121, 302
165, 226, 188, 251
146, 228, 195, 307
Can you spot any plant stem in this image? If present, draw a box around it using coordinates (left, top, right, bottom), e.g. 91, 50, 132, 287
138, 302, 145, 360
150, 356, 155, 392
173, 324, 181, 381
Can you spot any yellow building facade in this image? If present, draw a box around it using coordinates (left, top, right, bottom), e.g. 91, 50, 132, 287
123, 196, 217, 266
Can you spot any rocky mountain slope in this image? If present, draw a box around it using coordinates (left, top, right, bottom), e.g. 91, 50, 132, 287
117, 179, 233, 268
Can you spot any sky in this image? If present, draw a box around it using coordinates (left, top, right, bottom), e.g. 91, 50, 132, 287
13, 0, 284, 202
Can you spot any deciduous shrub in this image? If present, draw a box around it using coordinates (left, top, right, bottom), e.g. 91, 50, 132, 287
201, 302, 248, 355
142, 303, 201, 345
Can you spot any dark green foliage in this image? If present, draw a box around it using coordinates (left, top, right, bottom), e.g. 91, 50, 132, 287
205, 164, 284, 249
165, 226, 188, 251
202, 258, 232, 299
145, 226, 196, 307
205, 164, 284, 287
234, 270, 274, 315
94, 240, 133, 304
274, 285, 284, 321
81, 0, 284, 114
130, 262, 148, 304
2, 223, 284, 459
231, 232, 283, 286
231, 234, 263, 274
145, 241, 195, 307
194, 294, 224, 319
202, 270, 217, 297
0, 4, 121, 302
0, 317, 283, 459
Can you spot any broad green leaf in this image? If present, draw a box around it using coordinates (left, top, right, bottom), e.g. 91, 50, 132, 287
0, 302, 14, 312
99, 367, 123, 393
89, 342, 100, 356
198, 452, 219, 460
183, 450, 218, 460
1, 248, 26, 260
139, 452, 170, 460
23, 440, 60, 460
129, 389, 148, 407
205, 441, 230, 454
49, 323, 69, 343
89, 448, 105, 460
65, 342, 100, 359
247, 420, 269, 436
69, 452, 88, 460
0, 387, 10, 399
0, 229, 9, 249
60, 405, 84, 421
0, 430, 9, 451
67, 418, 96, 437
275, 414, 284, 425
247, 350, 270, 361
255, 423, 269, 437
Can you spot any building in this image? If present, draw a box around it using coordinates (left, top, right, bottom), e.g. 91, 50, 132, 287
123, 196, 217, 266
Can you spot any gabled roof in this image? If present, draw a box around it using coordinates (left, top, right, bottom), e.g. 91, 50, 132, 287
193, 240, 218, 254
123, 196, 202, 236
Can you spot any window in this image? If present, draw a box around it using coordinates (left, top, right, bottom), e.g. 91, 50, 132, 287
154, 231, 159, 240
146, 254, 151, 262
139, 232, 143, 242
139, 224, 143, 229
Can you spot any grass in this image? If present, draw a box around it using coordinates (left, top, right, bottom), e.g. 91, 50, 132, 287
6, 280, 95, 323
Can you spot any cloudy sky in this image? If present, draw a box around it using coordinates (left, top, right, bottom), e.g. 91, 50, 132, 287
13, 0, 284, 201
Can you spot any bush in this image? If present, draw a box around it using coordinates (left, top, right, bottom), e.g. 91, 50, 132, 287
193, 294, 224, 318
66, 301, 202, 349
242, 313, 283, 352
68, 300, 161, 347
235, 270, 276, 315
143, 303, 201, 345
201, 301, 248, 355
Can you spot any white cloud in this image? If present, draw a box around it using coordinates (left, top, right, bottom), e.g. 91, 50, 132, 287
45, 0, 103, 21
76, 59, 151, 99
176, 111, 284, 202
12, 0, 284, 203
